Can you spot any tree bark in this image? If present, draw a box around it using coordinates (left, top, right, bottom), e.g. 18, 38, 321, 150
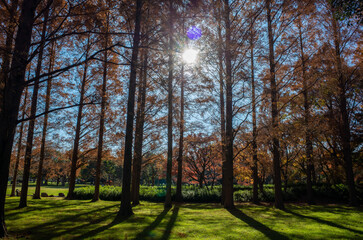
118, 0, 142, 218
223, 0, 234, 209
0, 0, 39, 236
176, 64, 184, 202
331, 8, 358, 206
131, 46, 148, 206
298, 17, 314, 205
10, 88, 28, 197
92, 12, 109, 203
164, 0, 174, 210
19, 7, 49, 208
0, 0, 19, 114
34, 41, 55, 199
266, 0, 284, 210
67, 38, 90, 200
216, 3, 226, 206
250, 17, 259, 204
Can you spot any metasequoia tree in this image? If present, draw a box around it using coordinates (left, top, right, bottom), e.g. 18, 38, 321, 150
118, 0, 142, 217
0, 0, 39, 236
19, 4, 50, 208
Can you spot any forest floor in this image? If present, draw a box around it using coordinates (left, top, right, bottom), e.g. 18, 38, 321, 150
4, 194, 363, 239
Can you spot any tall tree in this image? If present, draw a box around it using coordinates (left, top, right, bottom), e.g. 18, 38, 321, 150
164, 0, 175, 209
266, 0, 284, 210
330, 4, 358, 206
92, 9, 110, 202
10, 88, 28, 197
117, 0, 142, 217
34, 41, 55, 199
0, 0, 39, 236
19, 5, 50, 208
223, 0, 234, 209
67, 37, 91, 200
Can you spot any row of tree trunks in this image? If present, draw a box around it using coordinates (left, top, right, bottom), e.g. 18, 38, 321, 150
118, 0, 143, 218
19, 6, 50, 208
67, 37, 90, 200
34, 41, 55, 199
0, 0, 39, 236
92, 11, 110, 203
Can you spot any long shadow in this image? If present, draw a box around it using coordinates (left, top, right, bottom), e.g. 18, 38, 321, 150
134, 208, 170, 239
160, 206, 179, 240
23, 203, 119, 232
72, 215, 131, 240
284, 209, 363, 235
228, 208, 289, 240
6, 201, 81, 217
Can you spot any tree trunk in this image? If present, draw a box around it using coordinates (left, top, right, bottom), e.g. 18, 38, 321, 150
266, 0, 284, 210
92, 12, 109, 203
164, 0, 174, 210
331, 8, 358, 206
118, 0, 142, 218
223, 0, 234, 209
19, 7, 49, 208
216, 4, 226, 206
0, 0, 19, 113
67, 38, 90, 200
176, 64, 184, 202
250, 14, 259, 204
34, 41, 55, 199
10, 88, 28, 197
298, 17, 314, 205
0, 0, 39, 236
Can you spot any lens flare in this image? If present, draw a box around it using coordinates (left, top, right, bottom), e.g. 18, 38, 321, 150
182, 48, 199, 64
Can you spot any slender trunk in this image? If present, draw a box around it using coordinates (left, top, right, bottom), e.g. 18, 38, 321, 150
10, 88, 28, 197
251, 18, 259, 204
266, 0, 284, 210
223, 0, 234, 209
217, 4, 226, 205
176, 64, 184, 202
131, 47, 148, 205
298, 18, 314, 205
0, 0, 39, 236
34, 41, 55, 199
331, 9, 358, 206
19, 7, 49, 208
93, 13, 109, 202
164, 0, 174, 209
0, 0, 19, 113
118, 0, 142, 217
67, 38, 90, 200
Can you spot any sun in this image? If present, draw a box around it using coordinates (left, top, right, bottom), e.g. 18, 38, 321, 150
182, 48, 199, 64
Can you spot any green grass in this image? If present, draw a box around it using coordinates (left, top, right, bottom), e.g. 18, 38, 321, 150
4, 197, 363, 239
6, 183, 87, 196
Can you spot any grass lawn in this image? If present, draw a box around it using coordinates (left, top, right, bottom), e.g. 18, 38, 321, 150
4, 197, 363, 240
6, 183, 86, 196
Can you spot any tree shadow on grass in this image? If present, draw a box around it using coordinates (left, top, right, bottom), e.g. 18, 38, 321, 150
284, 209, 363, 235
228, 208, 289, 240
134, 208, 170, 239
6, 201, 81, 217
72, 215, 131, 240
160, 205, 179, 240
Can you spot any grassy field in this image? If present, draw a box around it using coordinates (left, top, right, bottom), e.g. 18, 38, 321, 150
6, 183, 86, 196
4, 196, 363, 239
